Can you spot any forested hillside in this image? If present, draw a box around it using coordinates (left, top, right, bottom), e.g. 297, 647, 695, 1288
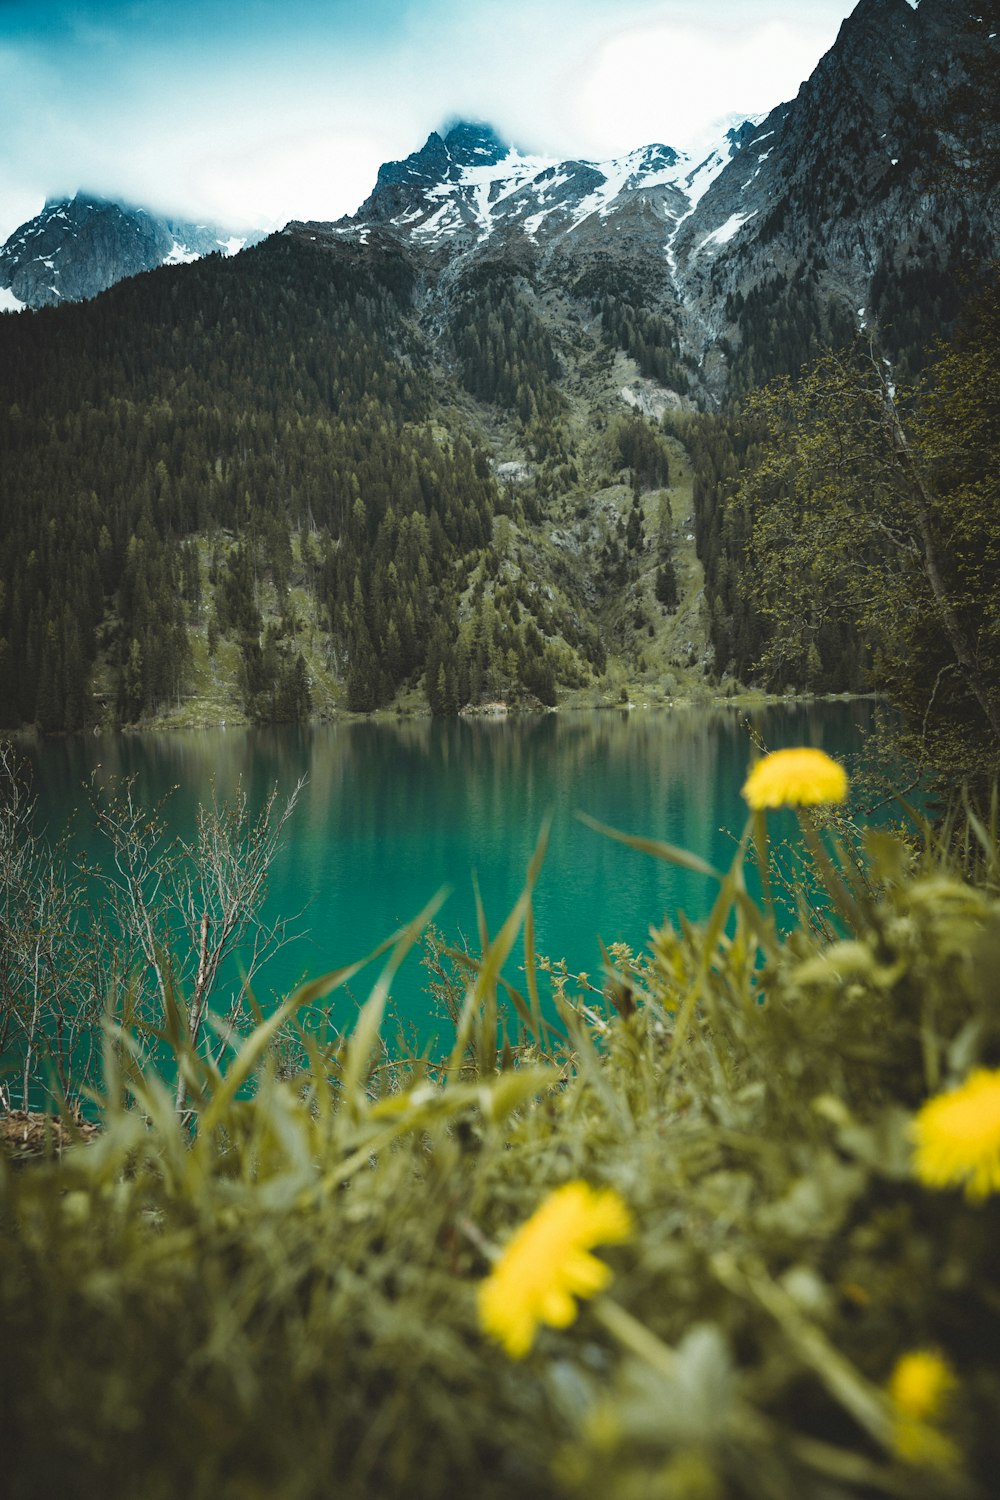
0, 0, 996, 787
0, 233, 618, 728
1, 231, 997, 790
0, 217, 714, 733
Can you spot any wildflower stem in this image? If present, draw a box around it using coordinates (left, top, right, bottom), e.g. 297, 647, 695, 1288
751, 808, 777, 930
589, 1297, 676, 1378
710, 1250, 895, 1451
797, 811, 862, 933
457, 1214, 498, 1263
786, 1435, 932, 1496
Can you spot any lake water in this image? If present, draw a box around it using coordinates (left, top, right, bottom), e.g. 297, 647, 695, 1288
14, 702, 878, 1077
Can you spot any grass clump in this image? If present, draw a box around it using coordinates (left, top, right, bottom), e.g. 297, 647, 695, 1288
3, 758, 1000, 1500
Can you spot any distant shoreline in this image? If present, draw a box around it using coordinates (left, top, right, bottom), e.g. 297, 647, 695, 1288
4, 690, 881, 741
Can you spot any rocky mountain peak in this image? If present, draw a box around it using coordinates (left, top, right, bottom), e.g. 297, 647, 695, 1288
370, 121, 511, 197
372, 132, 453, 192
313, 0, 996, 404
666, 0, 997, 378
0, 193, 259, 311
337, 115, 751, 269
5, 0, 994, 393
441, 121, 511, 168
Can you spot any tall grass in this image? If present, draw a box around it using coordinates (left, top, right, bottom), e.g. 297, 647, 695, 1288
2, 790, 999, 1499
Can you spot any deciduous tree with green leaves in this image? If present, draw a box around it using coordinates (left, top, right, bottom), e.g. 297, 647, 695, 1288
735, 277, 1000, 786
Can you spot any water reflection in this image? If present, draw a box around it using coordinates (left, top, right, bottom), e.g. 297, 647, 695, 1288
22, 703, 876, 1036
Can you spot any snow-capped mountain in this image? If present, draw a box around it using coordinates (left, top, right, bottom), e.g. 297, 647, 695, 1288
311, 117, 756, 262
3, 0, 995, 398
286, 0, 996, 395
0, 195, 262, 311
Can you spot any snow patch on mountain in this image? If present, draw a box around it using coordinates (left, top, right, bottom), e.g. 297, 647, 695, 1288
165, 241, 200, 264
698, 210, 758, 249
347, 117, 760, 258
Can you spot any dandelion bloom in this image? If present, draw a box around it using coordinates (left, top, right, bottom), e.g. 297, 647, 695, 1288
889, 1350, 956, 1421
889, 1351, 959, 1468
478, 1181, 633, 1357
910, 1068, 1000, 1200
741, 747, 848, 810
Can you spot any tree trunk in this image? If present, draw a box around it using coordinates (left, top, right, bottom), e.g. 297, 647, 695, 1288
882, 392, 1000, 745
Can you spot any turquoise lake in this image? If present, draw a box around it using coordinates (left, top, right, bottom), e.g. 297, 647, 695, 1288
17, 702, 879, 1065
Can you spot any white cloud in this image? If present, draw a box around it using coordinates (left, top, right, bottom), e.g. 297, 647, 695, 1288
160, 125, 392, 232
566, 18, 838, 156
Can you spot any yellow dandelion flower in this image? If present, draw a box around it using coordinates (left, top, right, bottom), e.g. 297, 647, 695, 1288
888, 1350, 959, 1469
741, 747, 848, 810
888, 1350, 956, 1421
478, 1181, 633, 1358
910, 1068, 1000, 1200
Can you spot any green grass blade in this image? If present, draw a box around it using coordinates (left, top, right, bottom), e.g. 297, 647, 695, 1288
577, 811, 724, 881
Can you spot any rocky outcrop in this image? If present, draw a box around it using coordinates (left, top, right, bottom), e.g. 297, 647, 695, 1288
672, 0, 1000, 372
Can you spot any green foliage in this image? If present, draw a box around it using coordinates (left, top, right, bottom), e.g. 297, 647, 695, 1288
0, 231, 609, 724
3, 791, 1000, 1498
655, 558, 678, 612
678, 406, 771, 684
566, 253, 691, 392
601, 298, 689, 392
719, 262, 857, 398
613, 415, 671, 490
451, 276, 563, 421
689, 276, 1000, 787
868, 233, 994, 382
0, 235, 508, 727
420, 552, 603, 715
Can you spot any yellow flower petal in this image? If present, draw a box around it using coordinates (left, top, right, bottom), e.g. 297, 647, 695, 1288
562, 1249, 612, 1299
477, 1181, 632, 1358
741, 747, 848, 809
887, 1350, 959, 1469
910, 1069, 1000, 1200
539, 1286, 578, 1328
888, 1350, 956, 1421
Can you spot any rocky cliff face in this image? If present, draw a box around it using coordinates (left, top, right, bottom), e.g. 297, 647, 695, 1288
672, 0, 1000, 378
0, 195, 259, 310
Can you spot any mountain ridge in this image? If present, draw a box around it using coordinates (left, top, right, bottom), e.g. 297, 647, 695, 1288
0, 194, 262, 311
289, 0, 997, 396
6, 0, 994, 377
331, 116, 749, 261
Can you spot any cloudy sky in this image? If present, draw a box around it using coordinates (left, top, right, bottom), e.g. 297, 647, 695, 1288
0, 0, 860, 242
